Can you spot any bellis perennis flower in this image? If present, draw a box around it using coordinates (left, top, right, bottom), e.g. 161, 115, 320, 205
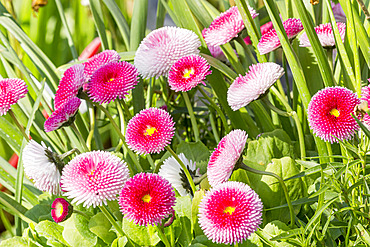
51, 198, 73, 223
300, 23, 346, 48
0, 78, 28, 116
83, 50, 121, 81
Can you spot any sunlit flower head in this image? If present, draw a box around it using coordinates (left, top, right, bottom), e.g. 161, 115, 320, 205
51, 198, 73, 223
87, 61, 139, 104
244, 21, 274, 45
308, 86, 360, 143
44, 97, 81, 132
134, 26, 201, 79
54, 64, 85, 110
257, 18, 304, 55
227, 62, 284, 111
125, 107, 175, 155
61, 151, 130, 208
158, 153, 200, 197
83, 50, 121, 81
299, 23, 346, 48
22, 140, 63, 195
207, 129, 248, 187
168, 55, 211, 92
0, 78, 28, 116
198, 181, 263, 244
119, 173, 176, 226
203, 6, 258, 47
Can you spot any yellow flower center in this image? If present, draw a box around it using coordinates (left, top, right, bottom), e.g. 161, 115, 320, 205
330, 108, 340, 117
142, 194, 151, 203
183, 68, 194, 78
223, 206, 236, 215
108, 78, 115, 82
55, 203, 64, 217
144, 126, 157, 136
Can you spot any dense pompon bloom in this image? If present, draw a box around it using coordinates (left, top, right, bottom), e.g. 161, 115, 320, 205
83, 50, 121, 81
22, 140, 62, 195
168, 55, 211, 92
44, 97, 81, 132
54, 64, 86, 110
119, 173, 176, 226
361, 84, 370, 126
244, 21, 274, 45
0, 78, 28, 116
134, 26, 201, 78
203, 6, 258, 47
300, 23, 346, 48
51, 198, 73, 223
87, 61, 139, 104
60, 151, 130, 208
207, 129, 248, 187
227, 63, 284, 111
257, 18, 303, 55
125, 108, 175, 155
308, 86, 360, 143
198, 181, 263, 244
159, 153, 199, 197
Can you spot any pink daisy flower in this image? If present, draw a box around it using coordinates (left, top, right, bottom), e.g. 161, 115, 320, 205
54, 64, 86, 110
168, 55, 211, 92
44, 97, 81, 132
125, 107, 175, 155
207, 129, 248, 187
257, 18, 304, 55
308, 86, 360, 143
83, 50, 121, 81
332, 1, 346, 23
244, 21, 274, 45
360, 84, 370, 126
51, 198, 73, 223
86, 61, 139, 104
227, 62, 284, 111
0, 78, 28, 116
134, 26, 201, 79
300, 23, 346, 48
60, 151, 130, 208
119, 173, 176, 226
203, 6, 258, 47
198, 181, 263, 245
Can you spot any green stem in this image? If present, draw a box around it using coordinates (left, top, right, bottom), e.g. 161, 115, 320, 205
157, 225, 171, 247
209, 111, 220, 143
70, 123, 89, 152
86, 106, 95, 150
8, 109, 28, 140
326, 142, 334, 163
165, 146, 196, 195
98, 206, 125, 237
326, 48, 333, 73
193, 173, 207, 185
262, 97, 291, 117
182, 92, 200, 142
235, 36, 257, 64
146, 78, 155, 108
147, 154, 155, 170
119, 99, 133, 119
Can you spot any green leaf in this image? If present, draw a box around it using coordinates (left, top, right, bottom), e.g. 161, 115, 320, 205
24, 204, 51, 224
176, 141, 210, 164
201, 53, 237, 80
261, 220, 295, 247
0, 117, 22, 155
88, 212, 117, 244
191, 190, 205, 236
111, 237, 128, 247
35, 220, 69, 247
89, 0, 109, 50
62, 215, 98, 247
121, 217, 160, 246
0, 236, 29, 247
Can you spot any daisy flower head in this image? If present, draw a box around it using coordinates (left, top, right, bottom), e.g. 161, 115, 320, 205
227, 62, 284, 111
51, 198, 73, 223
198, 181, 263, 245
258, 18, 304, 55
22, 140, 63, 195
44, 97, 81, 132
360, 84, 370, 126
207, 129, 248, 187
203, 6, 258, 47
60, 151, 130, 208
54, 64, 86, 110
308, 86, 360, 143
134, 26, 201, 79
83, 50, 121, 81
125, 107, 175, 155
87, 61, 139, 104
119, 173, 176, 226
158, 153, 200, 196
300, 23, 346, 48
168, 55, 211, 92
244, 21, 274, 45
201, 28, 226, 61
0, 78, 28, 116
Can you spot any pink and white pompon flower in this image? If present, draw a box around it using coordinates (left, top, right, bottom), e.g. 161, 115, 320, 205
83, 50, 121, 81
207, 129, 248, 187
61, 151, 130, 208
87, 61, 139, 104
168, 55, 211, 92
360, 83, 370, 126
198, 181, 263, 245
257, 18, 304, 55
54, 64, 86, 110
300, 23, 346, 48
244, 21, 274, 45
44, 97, 81, 132
308, 86, 360, 143
125, 107, 175, 155
0, 78, 28, 116
227, 62, 284, 111
134, 27, 201, 79
119, 173, 176, 226
51, 198, 73, 223
203, 6, 258, 47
